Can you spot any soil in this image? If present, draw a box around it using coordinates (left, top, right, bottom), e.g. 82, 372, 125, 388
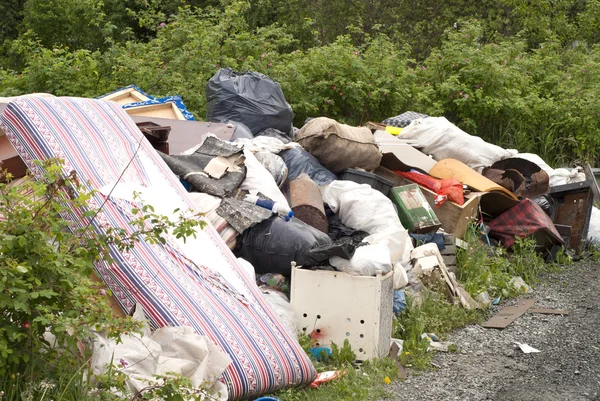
385, 261, 600, 401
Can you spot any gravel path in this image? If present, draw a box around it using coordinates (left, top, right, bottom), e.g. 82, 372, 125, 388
385, 261, 600, 401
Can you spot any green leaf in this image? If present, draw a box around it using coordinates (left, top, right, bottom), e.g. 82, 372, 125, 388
15, 265, 28, 274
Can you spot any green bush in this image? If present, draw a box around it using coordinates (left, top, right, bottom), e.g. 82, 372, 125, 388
0, 161, 203, 399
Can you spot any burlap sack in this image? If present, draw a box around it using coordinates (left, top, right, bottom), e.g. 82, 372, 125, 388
294, 117, 382, 173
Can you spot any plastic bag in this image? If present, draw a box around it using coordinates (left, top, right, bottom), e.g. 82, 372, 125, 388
329, 242, 392, 276
320, 180, 413, 288
241, 149, 290, 208
229, 120, 254, 140
236, 216, 333, 276
587, 206, 600, 244
549, 168, 586, 187
280, 147, 337, 186
532, 194, 556, 217
394, 170, 464, 206
307, 237, 362, 263
400, 117, 515, 172
256, 128, 292, 144
261, 289, 297, 339
255, 151, 288, 188
206, 68, 293, 135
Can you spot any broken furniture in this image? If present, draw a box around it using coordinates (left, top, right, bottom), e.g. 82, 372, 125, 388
375, 165, 480, 239
548, 180, 594, 250
290, 264, 394, 361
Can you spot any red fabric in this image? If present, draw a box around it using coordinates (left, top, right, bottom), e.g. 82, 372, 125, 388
488, 198, 564, 248
394, 171, 464, 206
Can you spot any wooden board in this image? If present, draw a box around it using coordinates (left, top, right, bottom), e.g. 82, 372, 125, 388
585, 164, 600, 207
374, 166, 481, 239
430, 158, 519, 200
482, 299, 536, 329
529, 308, 570, 315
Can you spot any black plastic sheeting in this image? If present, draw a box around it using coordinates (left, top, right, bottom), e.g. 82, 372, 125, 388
307, 237, 367, 264
325, 205, 369, 242
236, 216, 332, 276
256, 128, 292, 144
206, 68, 294, 136
280, 147, 337, 186
216, 197, 273, 234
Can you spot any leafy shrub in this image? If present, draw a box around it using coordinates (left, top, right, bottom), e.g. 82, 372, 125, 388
0, 161, 203, 399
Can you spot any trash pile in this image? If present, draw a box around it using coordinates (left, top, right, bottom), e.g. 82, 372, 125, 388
0, 69, 598, 400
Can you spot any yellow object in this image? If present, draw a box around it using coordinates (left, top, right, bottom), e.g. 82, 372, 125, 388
429, 158, 519, 201
384, 377, 391, 385
385, 126, 403, 136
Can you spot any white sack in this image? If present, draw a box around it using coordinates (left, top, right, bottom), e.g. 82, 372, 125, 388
329, 243, 392, 276
241, 149, 290, 208
588, 206, 600, 244
516, 153, 586, 187
320, 180, 412, 287
401, 117, 515, 172
91, 305, 231, 400
548, 168, 586, 187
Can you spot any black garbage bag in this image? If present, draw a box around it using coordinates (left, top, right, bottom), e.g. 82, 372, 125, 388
325, 205, 369, 241
225, 120, 254, 140
256, 128, 292, 144
280, 147, 337, 186
307, 237, 367, 264
236, 216, 332, 276
206, 68, 294, 136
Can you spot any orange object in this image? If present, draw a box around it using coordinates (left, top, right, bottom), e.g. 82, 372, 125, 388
309, 371, 347, 388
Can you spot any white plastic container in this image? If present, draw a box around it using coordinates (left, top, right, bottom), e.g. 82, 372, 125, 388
290, 263, 394, 361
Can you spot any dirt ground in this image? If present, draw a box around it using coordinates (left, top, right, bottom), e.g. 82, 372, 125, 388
384, 261, 600, 401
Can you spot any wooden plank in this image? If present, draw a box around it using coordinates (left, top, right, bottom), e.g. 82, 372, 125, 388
585, 164, 600, 207
529, 308, 570, 315
374, 165, 480, 238
442, 255, 457, 266
482, 299, 536, 329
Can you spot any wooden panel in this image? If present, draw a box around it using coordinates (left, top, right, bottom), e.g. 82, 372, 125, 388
130, 116, 235, 155
125, 102, 185, 120
374, 166, 480, 239
0, 155, 28, 180
482, 299, 536, 329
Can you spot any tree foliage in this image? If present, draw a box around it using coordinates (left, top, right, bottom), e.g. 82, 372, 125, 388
0, 0, 599, 165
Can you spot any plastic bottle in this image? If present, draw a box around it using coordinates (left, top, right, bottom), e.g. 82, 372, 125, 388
244, 194, 294, 221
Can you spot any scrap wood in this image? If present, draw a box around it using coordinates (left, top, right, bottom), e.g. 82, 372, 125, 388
528, 308, 570, 315
389, 341, 408, 379
482, 299, 536, 329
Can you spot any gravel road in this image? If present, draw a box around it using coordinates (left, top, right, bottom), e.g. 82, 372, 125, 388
385, 261, 600, 401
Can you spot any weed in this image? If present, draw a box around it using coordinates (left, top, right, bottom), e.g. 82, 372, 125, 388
273, 338, 397, 401
394, 291, 483, 369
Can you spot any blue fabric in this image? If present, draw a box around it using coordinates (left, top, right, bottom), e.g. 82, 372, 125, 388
410, 233, 446, 250
393, 289, 406, 315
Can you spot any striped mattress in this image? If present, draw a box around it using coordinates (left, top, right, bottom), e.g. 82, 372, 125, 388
0, 96, 315, 400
